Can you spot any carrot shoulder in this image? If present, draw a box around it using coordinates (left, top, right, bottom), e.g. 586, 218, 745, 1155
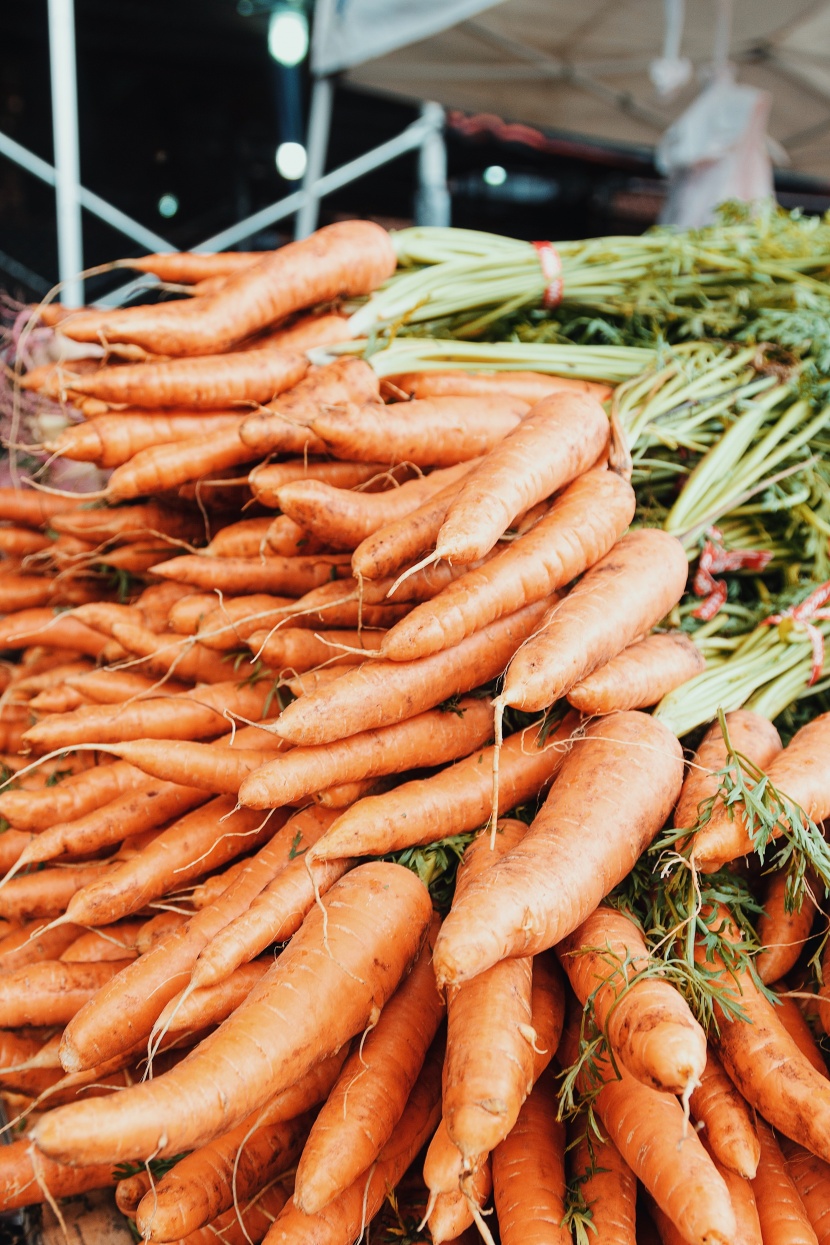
672, 709, 782, 832
567, 631, 705, 714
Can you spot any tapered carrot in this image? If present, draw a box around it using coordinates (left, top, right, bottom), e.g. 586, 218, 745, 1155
104, 424, 252, 501
137, 1112, 311, 1242
115, 1170, 151, 1218
567, 631, 705, 713
491, 1067, 569, 1245
428, 1160, 492, 1245
697, 1136, 763, 1245
58, 806, 302, 1070
50, 502, 205, 545
252, 461, 398, 509
293, 913, 444, 1214
239, 357, 381, 454
312, 396, 528, 467
313, 777, 391, 807
0, 573, 101, 613
202, 516, 275, 558
755, 868, 819, 984
272, 463, 475, 551
135, 910, 188, 953
500, 529, 689, 712
256, 310, 353, 350
148, 552, 351, 595
0, 959, 134, 1026
557, 905, 707, 1094
156, 961, 270, 1034
0, 527, 51, 556
44, 412, 247, 466
380, 469, 635, 661
9, 658, 94, 696
283, 558, 474, 614
672, 710, 782, 831
781, 1137, 830, 1245
63, 221, 397, 354
65, 669, 188, 703
28, 685, 87, 713
434, 712, 683, 988
0, 761, 137, 832
772, 985, 828, 1076
0, 1139, 117, 1211
568, 1129, 637, 1245
265, 1037, 443, 1245
244, 627, 385, 672
173, 1181, 292, 1245
308, 714, 578, 862
0, 488, 83, 526
390, 370, 613, 404
264, 515, 328, 556
272, 598, 550, 747
35, 863, 432, 1162
0, 864, 108, 923
239, 697, 493, 809
60, 922, 144, 962
0, 919, 84, 971
173, 592, 289, 638
752, 1119, 817, 1245
0, 608, 109, 656
688, 1049, 761, 1178
101, 732, 284, 796
61, 796, 275, 927
693, 712, 830, 871
119, 250, 264, 282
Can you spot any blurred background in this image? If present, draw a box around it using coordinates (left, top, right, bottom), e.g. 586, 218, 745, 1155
3, 0, 830, 303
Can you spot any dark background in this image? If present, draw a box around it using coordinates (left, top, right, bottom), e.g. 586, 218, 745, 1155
2, 0, 830, 302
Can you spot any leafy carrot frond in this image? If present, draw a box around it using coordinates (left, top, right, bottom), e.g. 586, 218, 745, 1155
561, 1177, 598, 1245
385, 831, 475, 913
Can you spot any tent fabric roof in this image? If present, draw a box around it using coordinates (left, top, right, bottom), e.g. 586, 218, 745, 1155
345, 1, 830, 181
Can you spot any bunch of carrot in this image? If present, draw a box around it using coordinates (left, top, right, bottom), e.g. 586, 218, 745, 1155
0, 220, 829, 1245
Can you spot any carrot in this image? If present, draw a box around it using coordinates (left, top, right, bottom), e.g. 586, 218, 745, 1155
252, 461, 398, 509
697, 1136, 763, 1245
239, 357, 381, 455
21, 678, 277, 752
700, 907, 830, 1163
428, 1160, 492, 1245
136, 1112, 311, 1243
0, 1139, 117, 1211
0, 573, 101, 613
9, 658, 94, 696
568, 631, 706, 714
60, 923, 144, 962
29, 686, 88, 713
119, 251, 264, 283
557, 904, 706, 1094
267, 1038, 443, 1245
0, 610, 109, 659
293, 913, 444, 1214
771, 985, 829, 1076
115, 1170, 152, 1218
389, 369, 613, 405
434, 712, 684, 989
308, 714, 578, 862
170, 590, 240, 634
312, 395, 528, 467
256, 310, 353, 351
752, 1119, 817, 1245
192, 598, 303, 649
34, 863, 432, 1162
50, 500, 205, 544
0, 918, 84, 971
273, 598, 550, 748
0, 761, 145, 832
0, 864, 107, 923
265, 515, 328, 557
66, 669, 188, 703
561, 1018, 736, 1245
0, 1028, 47, 1072
0, 527, 51, 556
433, 391, 609, 565
693, 712, 830, 871
148, 552, 352, 596
61, 221, 397, 355
781, 1137, 830, 1245
491, 1067, 569, 1245
500, 529, 689, 712
45, 412, 246, 467
135, 910, 189, 953
239, 697, 493, 810
101, 734, 283, 796
282, 559, 477, 615
272, 464, 474, 552
203, 517, 277, 558
313, 777, 390, 808
672, 709, 782, 831
0, 488, 83, 527
245, 627, 385, 672
156, 960, 270, 1034
58, 806, 299, 1070
568, 1129, 637, 1245
688, 1048, 761, 1178
380, 468, 635, 661
60, 796, 276, 928
755, 868, 819, 985
0, 958, 134, 1026
171, 1181, 292, 1245
104, 425, 254, 501
136, 580, 199, 630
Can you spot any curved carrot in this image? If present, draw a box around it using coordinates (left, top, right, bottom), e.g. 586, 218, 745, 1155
771, 984, 828, 1077
752, 1118, 817, 1245
672, 710, 782, 831
568, 1129, 637, 1245
501, 529, 689, 712
0, 959, 134, 1026
492, 1067, 569, 1245
172, 1181, 292, 1245
246, 626, 385, 672
0, 864, 108, 923
0, 919, 84, 972
148, 552, 352, 596
252, 461, 395, 509
389, 369, 612, 404
115, 1170, 151, 1219
273, 599, 550, 747
239, 697, 493, 809
105, 424, 253, 501
567, 631, 705, 714
755, 868, 819, 985
60, 220, 397, 355
46, 413, 246, 467
308, 715, 578, 862
294, 913, 444, 1214
380, 468, 635, 661
434, 391, 608, 565
34, 863, 432, 1163
0, 759, 143, 831
239, 357, 380, 455
688, 1049, 760, 1179
0, 488, 84, 526
120, 251, 264, 283
60, 923, 143, 963
557, 905, 706, 1094
434, 712, 684, 989
781, 1137, 830, 1245
50, 501, 205, 544
0, 608, 109, 656
0, 1139, 117, 1211
428, 1160, 492, 1245
155, 961, 270, 1034
102, 739, 281, 797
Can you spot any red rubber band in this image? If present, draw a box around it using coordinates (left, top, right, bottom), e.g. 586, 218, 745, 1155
532, 241, 564, 309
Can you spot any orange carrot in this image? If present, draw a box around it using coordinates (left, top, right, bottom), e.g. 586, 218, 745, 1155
380, 468, 635, 661
672, 709, 782, 831
156, 960, 270, 1034
120, 251, 264, 283
50, 500, 205, 544
308, 714, 578, 862
567, 631, 705, 713
557, 905, 706, 1094
755, 868, 819, 985
255, 310, 353, 351
0, 864, 108, 923
169, 1181, 292, 1245
772, 985, 828, 1077
428, 1160, 492, 1245
568, 1129, 637, 1245
245, 627, 385, 671
239, 357, 380, 455
433, 391, 609, 564
34, 863, 432, 1163
105, 425, 255, 501
239, 697, 493, 809
251, 460, 399, 507
491, 1067, 570, 1245
312, 396, 528, 467
0, 918, 84, 971
389, 369, 613, 405
500, 529, 689, 712
61, 221, 397, 354
752, 1119, 817, 1245
102, 731, 283, 796
189, 596, 299, 649
264, 515, 327, 557
0, 958, 134, 1026
272, 598, 550, 747
781, 1137, 830, 1245
202, 516, 275, 558
0, 1139, 117, 1211
60, 922, 144, 962
0, 527, 51, 556
66, 669, 188, 702
688, 1049, 761, 1179
148, 552, 352, 595
0, 573, 101, 613
0, 488, 84, 526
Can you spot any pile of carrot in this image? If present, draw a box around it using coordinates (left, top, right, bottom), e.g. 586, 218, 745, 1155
0, 220, 828, 1245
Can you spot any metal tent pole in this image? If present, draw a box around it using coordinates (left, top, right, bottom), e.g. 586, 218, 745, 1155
294, 76, 334, 240
415, 101, 450, 226
48, 0, 84, 306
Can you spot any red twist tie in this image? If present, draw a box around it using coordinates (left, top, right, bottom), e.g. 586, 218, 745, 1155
762, 578, 830, 685
532, 241, 564, 309
692, 528, 773, 620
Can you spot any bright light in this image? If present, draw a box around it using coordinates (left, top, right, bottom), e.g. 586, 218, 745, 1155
157, 193, 179, 218
276, 141, 307, 180
483, 165, 507, 187
268, 9, 309, 66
